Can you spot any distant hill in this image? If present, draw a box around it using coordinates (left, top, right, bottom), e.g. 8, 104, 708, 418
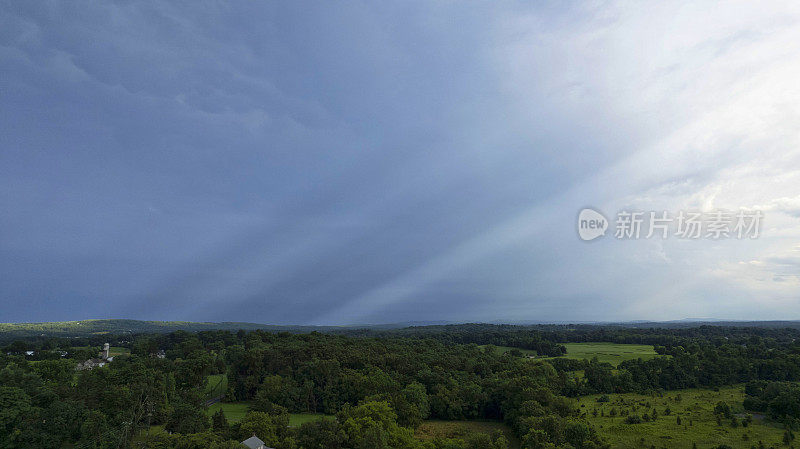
4, 318, 800, 342
0, 318, 460, 342
603, 320, 800, 329
0, 319, 340, 341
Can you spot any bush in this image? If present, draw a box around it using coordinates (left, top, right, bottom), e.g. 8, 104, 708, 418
625, 415, 642, 424
714, 401, 732, 419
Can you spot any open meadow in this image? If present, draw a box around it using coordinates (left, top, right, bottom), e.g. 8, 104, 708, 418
415, 420, 520, 448
204, 374, 228, 400
485, 341, 663, 366
551, 342, 664, 366
578, 385, 786, 449
204, 402, 332, 427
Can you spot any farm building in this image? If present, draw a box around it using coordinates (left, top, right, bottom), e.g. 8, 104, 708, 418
75, 359, 106, 370
75, 343, 113, 370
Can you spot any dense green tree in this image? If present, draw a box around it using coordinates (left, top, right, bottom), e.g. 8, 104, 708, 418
238, 411, 289, 447
77, 410, 113, 449
165, 401, 209, 434
211, 409, 230, 437
296, 418, 347, 449
0, 386, 32, 448
338, 401, 421, 449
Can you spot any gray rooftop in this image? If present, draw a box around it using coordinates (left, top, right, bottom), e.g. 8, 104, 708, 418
241, 435, 270, 449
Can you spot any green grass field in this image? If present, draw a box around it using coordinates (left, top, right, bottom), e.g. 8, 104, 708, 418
141, 425, 166, 435
415, 420, 520, 448
65, 345, 130, 357
108, 346, 130, 357
204, 374, 228, 399
204, 402, 331, 427
549, 342, 663, 366
288, 413, 335, 426
205, 402, 251, 423
483, 342, 662, 367
578, 385, 785, 448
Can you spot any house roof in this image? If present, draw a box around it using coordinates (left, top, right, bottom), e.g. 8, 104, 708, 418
241, 435, 268, 449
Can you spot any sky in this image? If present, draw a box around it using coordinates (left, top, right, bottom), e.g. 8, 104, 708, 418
1, 1, 800, 325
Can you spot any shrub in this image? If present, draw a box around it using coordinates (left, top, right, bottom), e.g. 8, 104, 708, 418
625, 415, 642, 424
714, 401, 732, 419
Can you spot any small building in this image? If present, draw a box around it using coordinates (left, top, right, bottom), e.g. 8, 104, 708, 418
76, 359, 106, 371
241, 435, 273, 449
76, 343, 114, 371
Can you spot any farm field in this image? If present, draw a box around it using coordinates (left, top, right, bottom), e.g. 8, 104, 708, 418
415, 420, 520, 448
483, 342, 662, 366
549, 342, 663, 366
108, 346, 130, 357
578, 385, 785, 449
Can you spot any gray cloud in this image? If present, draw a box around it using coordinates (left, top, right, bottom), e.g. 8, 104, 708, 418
2, 1, 800, 324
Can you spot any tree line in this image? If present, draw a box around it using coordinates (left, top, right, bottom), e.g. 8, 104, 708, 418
4, 323, 800, 448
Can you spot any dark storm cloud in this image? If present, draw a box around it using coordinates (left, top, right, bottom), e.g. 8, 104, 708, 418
0, 1, 582, 323
3, 1, 797, 323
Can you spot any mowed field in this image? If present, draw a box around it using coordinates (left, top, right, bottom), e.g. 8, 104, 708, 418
108, 346, 130, 357
415, 420, 520, 448
204, 374, 228, 399
289, 413, 335, 426
578, 385, 785, 449
202, 375, 331, 426
204, 402, 332, 427
550, 342, 663, 366
485, 342, 663, 366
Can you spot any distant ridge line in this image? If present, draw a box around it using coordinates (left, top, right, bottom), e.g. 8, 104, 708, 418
3, 318, 800, 342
